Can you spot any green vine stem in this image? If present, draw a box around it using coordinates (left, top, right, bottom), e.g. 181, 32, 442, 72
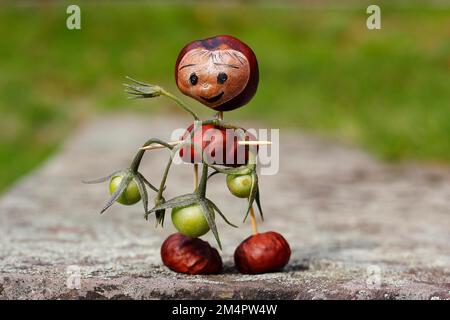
156, 151, 176, 200
124, 76, 199, 120
160, 88, 199, 120
197, 162, 209, 198
201, 118, 245, 130
130, 138, 173, 173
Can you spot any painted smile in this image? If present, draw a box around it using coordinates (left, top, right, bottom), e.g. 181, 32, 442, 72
200, 91, 224, 103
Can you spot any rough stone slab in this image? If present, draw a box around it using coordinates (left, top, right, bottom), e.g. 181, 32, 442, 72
0, 114, 449, 300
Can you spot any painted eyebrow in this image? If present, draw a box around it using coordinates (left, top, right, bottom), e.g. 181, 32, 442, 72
179, 64, 197, 70
214, 63, 239, 69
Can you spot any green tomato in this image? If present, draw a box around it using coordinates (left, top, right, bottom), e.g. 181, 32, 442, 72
171, 204, 211, 238
109, 175, 141, 205
226, 174, 253, 198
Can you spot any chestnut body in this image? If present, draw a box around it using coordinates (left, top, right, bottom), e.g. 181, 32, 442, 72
161, 233, 222, 275
179, 123, 257, 167
234, 231, 291, 274
175, 35, 259, 111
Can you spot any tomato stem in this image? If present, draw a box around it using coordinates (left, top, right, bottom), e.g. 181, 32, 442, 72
160, 88, 199, 120
197, 163, 208, 198
201, 118, 244, 131
156, 155, 174, 200
130, 138, 173, 173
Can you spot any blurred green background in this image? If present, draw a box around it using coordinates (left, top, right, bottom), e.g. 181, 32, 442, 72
0, 1, 449, 193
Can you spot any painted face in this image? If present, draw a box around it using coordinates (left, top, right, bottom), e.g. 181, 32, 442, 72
175, 35, 259, 112
177, 48, 251, 108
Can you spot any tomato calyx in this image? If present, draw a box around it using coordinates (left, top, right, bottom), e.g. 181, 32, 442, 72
84, 139, 174, 215
207, 158, 263, 222
83, 169, 159, 214
146, 163, 237, 249
153, 195, 166, 227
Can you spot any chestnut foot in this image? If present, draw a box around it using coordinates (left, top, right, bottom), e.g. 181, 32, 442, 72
161, 233, 222, 275
234, 231, 291, 274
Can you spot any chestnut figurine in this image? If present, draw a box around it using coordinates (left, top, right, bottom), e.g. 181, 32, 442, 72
234, 231, 291, 274
161, 233, 222, 275
175, 35, 259, 111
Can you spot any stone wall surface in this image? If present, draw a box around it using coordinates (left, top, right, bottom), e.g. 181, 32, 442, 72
0, 114, 449, 300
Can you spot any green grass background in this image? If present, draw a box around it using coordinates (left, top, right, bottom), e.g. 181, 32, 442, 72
0, 1, 449, 193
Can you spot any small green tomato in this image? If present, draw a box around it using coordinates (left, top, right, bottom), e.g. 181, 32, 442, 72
171, 204, 211, 238
226, 174, 253, 198
109, 175, 141, 205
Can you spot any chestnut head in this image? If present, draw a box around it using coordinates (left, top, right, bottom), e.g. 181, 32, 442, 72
175, 35, 259, 112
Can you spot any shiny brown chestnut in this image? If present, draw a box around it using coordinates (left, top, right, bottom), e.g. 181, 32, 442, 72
175, 35, 259, 112
161, 233, 222, 275
234, 231, 291, 274
179, 123, 258, 167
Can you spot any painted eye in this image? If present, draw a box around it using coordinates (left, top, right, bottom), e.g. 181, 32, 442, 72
217, 72, 228, 84
189, 73, 198, 85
